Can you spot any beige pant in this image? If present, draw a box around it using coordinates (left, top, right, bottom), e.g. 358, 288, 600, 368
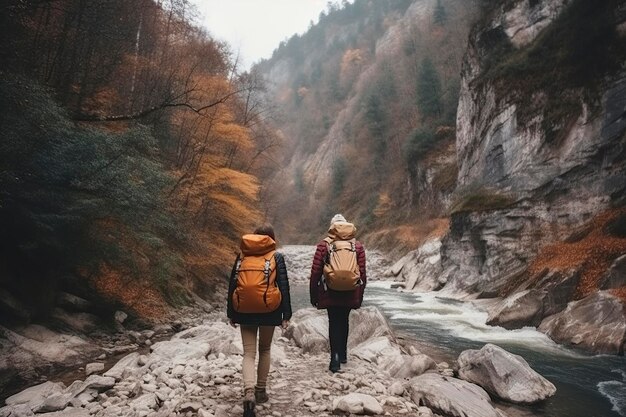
240, 325, 275, 391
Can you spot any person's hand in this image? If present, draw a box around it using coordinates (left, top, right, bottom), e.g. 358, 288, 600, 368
229, 319, 237, 328
281, 320, 290, 330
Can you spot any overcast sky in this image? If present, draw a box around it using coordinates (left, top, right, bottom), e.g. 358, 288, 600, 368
192, 0, 344, 69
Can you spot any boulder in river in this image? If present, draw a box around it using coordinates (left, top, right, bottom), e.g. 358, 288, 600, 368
457, 343, 556, 404
486, 289, 546, 329
538, 290, 626, 355
386, 238, 445, 292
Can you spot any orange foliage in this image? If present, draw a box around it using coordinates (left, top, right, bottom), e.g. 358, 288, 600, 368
91, 264, 168, 319
528, 208, 626, 299
364, 218, 449, 251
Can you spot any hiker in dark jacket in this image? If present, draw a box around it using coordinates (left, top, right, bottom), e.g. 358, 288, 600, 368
309, 214, 366, 373
227, 224, 291, 416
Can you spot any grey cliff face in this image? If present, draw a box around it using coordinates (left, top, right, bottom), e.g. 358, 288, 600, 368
439, 0, 626, 300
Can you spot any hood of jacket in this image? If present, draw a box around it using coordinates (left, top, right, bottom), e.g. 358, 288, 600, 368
240, 234, 276, 256
327, 221, 356, 241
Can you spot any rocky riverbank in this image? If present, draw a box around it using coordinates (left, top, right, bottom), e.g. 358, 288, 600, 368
1, 306, 556, 417
0, 295, 217, 402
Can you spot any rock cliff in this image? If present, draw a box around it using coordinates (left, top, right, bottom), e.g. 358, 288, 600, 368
388, 0, 626, 354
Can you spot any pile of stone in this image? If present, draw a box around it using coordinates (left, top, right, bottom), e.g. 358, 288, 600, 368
1, 307, 556, 417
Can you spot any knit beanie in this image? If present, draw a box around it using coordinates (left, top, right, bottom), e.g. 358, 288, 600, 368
330, 213, 347, 226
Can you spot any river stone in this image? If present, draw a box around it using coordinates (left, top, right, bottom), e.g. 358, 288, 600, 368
408, 373, 506, 417
114, 310, 128, 324
388, 381, 405, 396
5, 381, 65, 408
380, 352, 436, 378
33, 392, 71, 413
399, 238, 445, 292
171, 322, 241, 356
538, 291, 626, 354
458, 343, 556, 403
149, 338, 211, 364
0, 404, 35, 417
351, 336, 401, 364
284, 309, 329, 353
348, 307, 394, 346
286, 307, 394, 354
67, 375, 115, 398
486, 290, 546, 329
130, 393, 158, 410
85, 362, 104, 376
332, 393, 383, 415
35, 408, 89, 417
103, 352, 142, 381
56, 292, 92, 313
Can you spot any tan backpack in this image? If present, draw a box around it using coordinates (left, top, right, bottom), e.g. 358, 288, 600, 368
232, 250, 282, 313
323, 237, 361, 291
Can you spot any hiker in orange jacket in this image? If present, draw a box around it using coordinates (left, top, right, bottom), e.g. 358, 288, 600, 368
227, 224, 291, 416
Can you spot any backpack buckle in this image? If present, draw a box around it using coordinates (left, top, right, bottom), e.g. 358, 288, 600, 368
263, 259, 271, 281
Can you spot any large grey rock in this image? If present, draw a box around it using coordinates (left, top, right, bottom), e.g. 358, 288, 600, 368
0, 324, 96, 395
103, 352, 141, 381
539, 291, 626, 354
5, 381, 65, 409
66, 375, 115, 398
50, 308, 100, 333
170, 322, 241, 356
600, 255, 626, 290
348, 307, 394, 346
458, 343, 556, 404
379, 351, 436, 379
55, 292, 93, 313
487, 290, 546, 329
351, 336, 401, 364
286, 306, 394, 354
0, 404, 34, 417
332, 393, 383, 415
390, 238, 445, 292
84, 362, 104, 376
32, 392, 71, 413
408, 373, 506, 417
284, 309, 328, 353
149, 338, 211, 365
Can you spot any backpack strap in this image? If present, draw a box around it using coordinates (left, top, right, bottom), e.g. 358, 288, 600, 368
234, 255, 243, 276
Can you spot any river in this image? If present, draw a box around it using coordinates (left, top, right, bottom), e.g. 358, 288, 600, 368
281, 245, 626, 417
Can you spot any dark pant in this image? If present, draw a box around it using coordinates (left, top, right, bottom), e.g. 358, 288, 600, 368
327, 306, 351, 357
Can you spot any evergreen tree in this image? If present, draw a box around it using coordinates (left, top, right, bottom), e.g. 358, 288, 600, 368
434, 0, 447, 25
417, 57, 443, 118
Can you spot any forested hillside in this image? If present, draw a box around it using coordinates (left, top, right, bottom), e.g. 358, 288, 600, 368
257, 0, 478, 246
0, 0, 278, 322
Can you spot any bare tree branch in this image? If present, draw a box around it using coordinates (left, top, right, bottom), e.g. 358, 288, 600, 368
73, 88, 246, 122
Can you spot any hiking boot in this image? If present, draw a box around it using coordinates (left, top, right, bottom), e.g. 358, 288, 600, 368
243, 388, 256, 417
329, 352, 341, 373
255, 386, 269, 404
340, 351, 347, 364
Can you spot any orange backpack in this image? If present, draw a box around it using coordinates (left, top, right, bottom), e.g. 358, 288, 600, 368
323, 237, 361, 291
232, 250, 282, 313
